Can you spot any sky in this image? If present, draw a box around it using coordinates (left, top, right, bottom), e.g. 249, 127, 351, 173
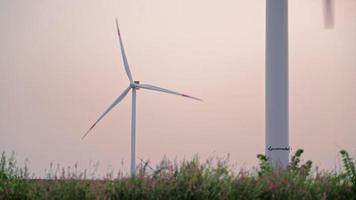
0, 0, 355, 177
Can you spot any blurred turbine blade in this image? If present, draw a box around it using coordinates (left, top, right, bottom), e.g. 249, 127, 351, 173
137, 83, 203, 101
82, 86, 131, 139
116, 19, 134, 82
323, 0, 335, 29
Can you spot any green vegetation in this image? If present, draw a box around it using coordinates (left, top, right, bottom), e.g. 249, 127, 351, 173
0, 150, 355, 200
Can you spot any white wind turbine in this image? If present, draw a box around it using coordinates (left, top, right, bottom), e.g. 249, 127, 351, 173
266, 0, 335, 168
82, 19, 202, 176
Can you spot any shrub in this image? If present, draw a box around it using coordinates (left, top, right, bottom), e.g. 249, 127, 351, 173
0, 149, 355, 199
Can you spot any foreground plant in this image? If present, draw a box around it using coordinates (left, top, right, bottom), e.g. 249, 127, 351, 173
0, 150, 355, 200
340, 150, 356, 193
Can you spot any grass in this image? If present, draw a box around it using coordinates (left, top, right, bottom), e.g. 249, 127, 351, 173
0, 150, 355, 200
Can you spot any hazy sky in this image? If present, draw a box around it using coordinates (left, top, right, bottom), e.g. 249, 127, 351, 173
1, 0, 355, 176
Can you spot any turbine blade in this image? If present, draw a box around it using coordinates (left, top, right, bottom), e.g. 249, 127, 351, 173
323, 0, 334, 29
115, 19, 133, 82
82, 86, 131, 140
137, 83, 203, 101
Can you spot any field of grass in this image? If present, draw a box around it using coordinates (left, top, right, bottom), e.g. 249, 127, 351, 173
0, 149, 355, 200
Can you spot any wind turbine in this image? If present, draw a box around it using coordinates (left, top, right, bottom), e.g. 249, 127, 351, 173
265, 0, 334, 168
82, 19, 202, 176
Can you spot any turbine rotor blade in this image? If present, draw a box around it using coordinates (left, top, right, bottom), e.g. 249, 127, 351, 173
115, 19, 134, 82
323, 0, 334, 29
136, 83, 203, 101
82, 86, 131, 139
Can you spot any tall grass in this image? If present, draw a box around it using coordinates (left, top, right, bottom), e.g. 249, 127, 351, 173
0, 150, 355, 200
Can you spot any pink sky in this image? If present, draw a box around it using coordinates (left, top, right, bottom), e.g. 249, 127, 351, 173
0, 0, 355, 176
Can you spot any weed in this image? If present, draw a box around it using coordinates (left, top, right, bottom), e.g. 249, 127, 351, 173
0, 149, 355, 199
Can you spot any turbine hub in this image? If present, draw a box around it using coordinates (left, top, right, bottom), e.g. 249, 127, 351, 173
131, 81, 140, 89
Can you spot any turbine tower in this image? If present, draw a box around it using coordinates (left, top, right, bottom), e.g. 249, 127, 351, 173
265, 0, 289, 168
82, 19, 202, 176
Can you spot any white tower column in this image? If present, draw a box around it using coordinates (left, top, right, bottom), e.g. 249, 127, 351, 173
131, 88, 137, 176
266, 0, 289, 168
